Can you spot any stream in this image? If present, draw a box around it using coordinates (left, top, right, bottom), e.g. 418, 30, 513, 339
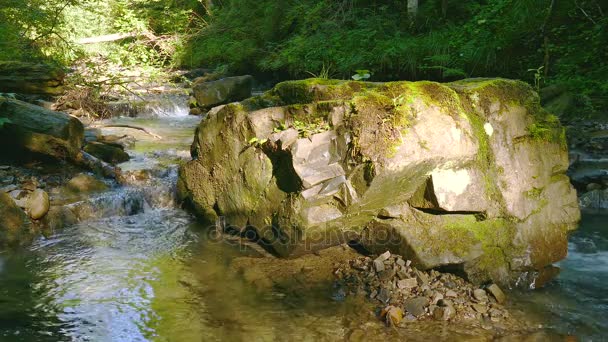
0, 96, 606, 341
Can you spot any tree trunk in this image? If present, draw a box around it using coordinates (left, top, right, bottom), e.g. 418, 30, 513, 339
408, 0, 419, 19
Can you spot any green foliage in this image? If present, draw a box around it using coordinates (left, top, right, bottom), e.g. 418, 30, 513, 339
183, 0, 607, 114
0, 117, 11, 128
352, 70, 371, 81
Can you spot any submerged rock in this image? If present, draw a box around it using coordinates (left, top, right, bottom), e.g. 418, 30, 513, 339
84, 142, 130, 164
178, 78, 580, 285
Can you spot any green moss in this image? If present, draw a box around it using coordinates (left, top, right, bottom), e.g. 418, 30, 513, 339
443, 216, 518, 274
524, 187, 544, 199
271, 78, 378, 105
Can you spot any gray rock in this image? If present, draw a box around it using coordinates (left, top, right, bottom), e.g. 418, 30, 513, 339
26, 189, 49, 220
178, 78, 580, 286
192, 75, 253, 109
404, 297, 429, 316
373, 259, 385, 272
397, 278, 418, 289
83, 142, 129, 164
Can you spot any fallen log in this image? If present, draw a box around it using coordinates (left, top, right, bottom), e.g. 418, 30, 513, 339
90, 124, 162, 139
71, 150, 122, 180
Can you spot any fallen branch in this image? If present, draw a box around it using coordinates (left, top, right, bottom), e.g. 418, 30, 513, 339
77, 32, 138, 44
71, 150, 122, 180
90, 124, 162, 139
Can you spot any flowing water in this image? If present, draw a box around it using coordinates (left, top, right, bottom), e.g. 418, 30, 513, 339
0, 97, 607, 341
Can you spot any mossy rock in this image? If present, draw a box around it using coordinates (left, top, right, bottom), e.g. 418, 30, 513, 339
84, 142, 130, 164
179, 77, 579, 286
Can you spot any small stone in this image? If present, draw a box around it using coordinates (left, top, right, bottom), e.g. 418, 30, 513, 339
373, 259, 385, 272
415, 270, 429, 286
404, 297, 429, 317
377, 250, 391, 262
377, 287, 391, 303
486, 284, 506, 304
396, 258, 406, 267
472, 303, 488, 314
406, 260, 412, 267
433, 305, 455, 321
397, 278, 418, 289
445, 290, 458, 298
0, 165, 10, 170
378, 269, 394, 281
473, 288, 489, 302
370, 289, 378, 299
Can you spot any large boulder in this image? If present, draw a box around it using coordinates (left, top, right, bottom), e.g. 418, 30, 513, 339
192, 75, 253, 109
178, 78, 580, 285
0, 192, 27, 245
0, 61, 65, 95
0, 96, 84, 160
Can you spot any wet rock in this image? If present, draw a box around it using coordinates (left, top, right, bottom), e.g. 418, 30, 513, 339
0, 192, 26, 234
381, 306, 403, 326
192, 75, 253, 109
84, 142, 130, 164
65, 174, 108, 194
586, 183, 603, 191
26, 189, 49, 220
486, 284, 506, 304
404, 297, 429, 317
189, 107, 203, 116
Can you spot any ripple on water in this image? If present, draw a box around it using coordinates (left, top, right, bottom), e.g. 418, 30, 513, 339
20, 209, 197, 341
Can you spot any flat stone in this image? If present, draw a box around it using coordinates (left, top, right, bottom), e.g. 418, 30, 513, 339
404, 297, 429, 317
472, 303, 488, 314
397, 278, 418, 289
445, 290, 458, 298
432, 292, 444, 305
487, 284, 506, 304
377, 250, 391, 262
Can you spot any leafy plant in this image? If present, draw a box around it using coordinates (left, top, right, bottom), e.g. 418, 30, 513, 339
527, 66, 544, 92
352, 69, 371, 81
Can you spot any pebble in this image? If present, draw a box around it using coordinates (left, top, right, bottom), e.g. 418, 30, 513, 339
334, 252, 513, 328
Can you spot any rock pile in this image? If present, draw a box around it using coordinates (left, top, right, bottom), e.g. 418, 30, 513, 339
334, 251, 519, 329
